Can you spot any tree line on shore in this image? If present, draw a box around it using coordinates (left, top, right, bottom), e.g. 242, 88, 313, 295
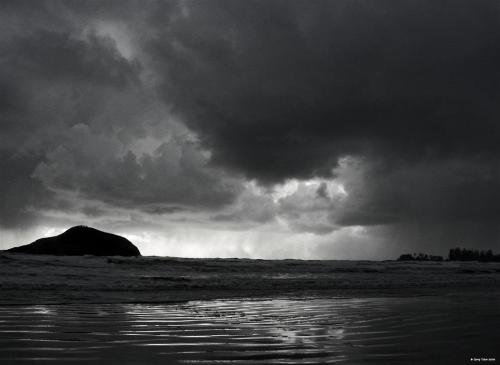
398, 248, 500, 262
448, 248, 500, 262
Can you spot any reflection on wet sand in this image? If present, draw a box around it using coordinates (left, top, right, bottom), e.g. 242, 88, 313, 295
0, 295, 499, 364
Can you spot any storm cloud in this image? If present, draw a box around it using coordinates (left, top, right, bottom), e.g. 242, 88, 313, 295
153, 1, 500, 179
1, 1, 499, 257
148, 0, 500, 230
0, 0, 243, 229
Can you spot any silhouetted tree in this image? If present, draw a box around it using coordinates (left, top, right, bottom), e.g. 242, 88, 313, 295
448, 247, 499, 262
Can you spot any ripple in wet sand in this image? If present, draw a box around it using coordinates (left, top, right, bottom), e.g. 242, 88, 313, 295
0, 295, 499, 364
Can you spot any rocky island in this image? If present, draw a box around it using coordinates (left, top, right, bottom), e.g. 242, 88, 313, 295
6, 226, 141, 257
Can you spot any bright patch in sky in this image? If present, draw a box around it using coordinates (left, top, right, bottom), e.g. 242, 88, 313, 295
92, 21, 136, 60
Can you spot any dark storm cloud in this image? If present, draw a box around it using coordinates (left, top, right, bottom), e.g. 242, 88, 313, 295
0, 150, 54, 228
152, 0, 500, 182
333, 157, 500, 227
144, 0, 500, 231
34, 134, 242, 210
1, 0, 499, 236
0, 3, 143, 226
0, 1, 242, 227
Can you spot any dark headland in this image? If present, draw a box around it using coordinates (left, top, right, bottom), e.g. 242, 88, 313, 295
7, 226, 141, 257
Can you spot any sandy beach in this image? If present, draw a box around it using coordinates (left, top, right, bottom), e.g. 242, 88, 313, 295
1, 254, 500, 363
0, 294, 499, 364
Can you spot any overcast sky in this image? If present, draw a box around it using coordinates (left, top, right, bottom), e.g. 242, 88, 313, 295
1, 0, 499, 259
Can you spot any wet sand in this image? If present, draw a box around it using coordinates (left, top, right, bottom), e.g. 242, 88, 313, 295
0, 295, 499, 364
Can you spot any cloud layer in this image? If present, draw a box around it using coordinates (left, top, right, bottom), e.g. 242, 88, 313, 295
153, 1, 500, 180
1, 1, 499, 257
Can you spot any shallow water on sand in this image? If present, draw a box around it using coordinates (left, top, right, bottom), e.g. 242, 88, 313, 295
0, 295, 499, 364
